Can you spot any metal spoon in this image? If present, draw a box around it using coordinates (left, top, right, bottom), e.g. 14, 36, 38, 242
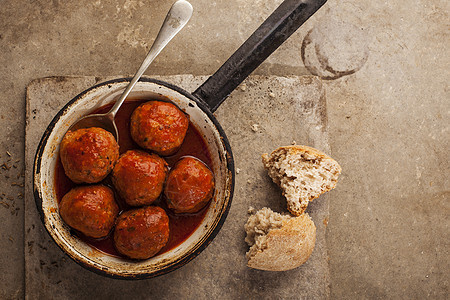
68, 0, 193, 142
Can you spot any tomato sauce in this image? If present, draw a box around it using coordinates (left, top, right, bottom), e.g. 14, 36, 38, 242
55, 99, 213, 258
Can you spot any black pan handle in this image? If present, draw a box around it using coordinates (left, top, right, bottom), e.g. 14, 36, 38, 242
192, 0, 327, 112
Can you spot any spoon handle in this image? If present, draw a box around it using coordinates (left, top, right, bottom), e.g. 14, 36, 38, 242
108, 0, 193, 117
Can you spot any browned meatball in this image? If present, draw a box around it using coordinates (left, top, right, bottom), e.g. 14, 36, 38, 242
60, 127, 119, 184
130, 101, 189, 156
112, 150, 168, 206
164, 156, 215, 213
114, 206, 170, 260
59, 185, 119, 238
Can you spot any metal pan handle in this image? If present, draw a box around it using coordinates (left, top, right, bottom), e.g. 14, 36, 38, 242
192, 0, 327, 112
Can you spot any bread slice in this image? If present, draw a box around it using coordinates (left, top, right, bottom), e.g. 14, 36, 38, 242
244, 207, 316, 271
262, 145, 341, 216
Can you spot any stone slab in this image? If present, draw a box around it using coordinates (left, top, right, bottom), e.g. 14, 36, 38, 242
25, 75, 330, 299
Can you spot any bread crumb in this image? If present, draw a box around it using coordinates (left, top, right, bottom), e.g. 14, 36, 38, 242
236, 168, 241, 174
251, 124, 259, 132
291, 140, 297, 145
269, 92, 275, 98
247, 180, 252, 184
240, 84, 247, 91
247, 206, 256, 214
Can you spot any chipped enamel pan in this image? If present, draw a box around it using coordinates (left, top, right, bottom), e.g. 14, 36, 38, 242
33, 77, 235, 279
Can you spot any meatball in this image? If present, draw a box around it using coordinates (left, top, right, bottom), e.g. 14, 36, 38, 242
130, 101, 189, 156
60, 127, 119, 184
164, 156, 215, 213
59, 185, 119, 238
114, 206, 170, 260
112, 150, 168, 206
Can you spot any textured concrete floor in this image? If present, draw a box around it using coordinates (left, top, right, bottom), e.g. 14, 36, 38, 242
0, 0, 448, 299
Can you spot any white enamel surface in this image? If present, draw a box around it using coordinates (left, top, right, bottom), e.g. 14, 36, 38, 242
35, 80, 232, 276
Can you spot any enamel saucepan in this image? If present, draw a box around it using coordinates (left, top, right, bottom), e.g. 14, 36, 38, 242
33, 0, 327, 279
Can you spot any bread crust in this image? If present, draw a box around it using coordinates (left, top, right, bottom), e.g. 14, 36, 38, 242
262, 145, 342, 216
247, 213, 316, 271
261, 145, 335, 168
267, 144, 329, 157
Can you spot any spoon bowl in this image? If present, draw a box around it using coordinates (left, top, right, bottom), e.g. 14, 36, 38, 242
68, 113, 118, 139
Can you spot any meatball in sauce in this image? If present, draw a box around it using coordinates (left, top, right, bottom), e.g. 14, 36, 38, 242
130, 101, 189, 156
112, 150, 168, 207
114, 206, 170, 260
165, 156, 215, 214
60, 127, 119, 184
59, 185, 119, 239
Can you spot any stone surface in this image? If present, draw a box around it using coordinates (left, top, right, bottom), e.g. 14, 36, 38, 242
25, 75, 330, 299
319, 1, 449, 299
0, 0, 448, 298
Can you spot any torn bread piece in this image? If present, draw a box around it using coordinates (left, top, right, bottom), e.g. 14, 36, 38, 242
244, 207, 316, 271
262, 145, 341, 216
